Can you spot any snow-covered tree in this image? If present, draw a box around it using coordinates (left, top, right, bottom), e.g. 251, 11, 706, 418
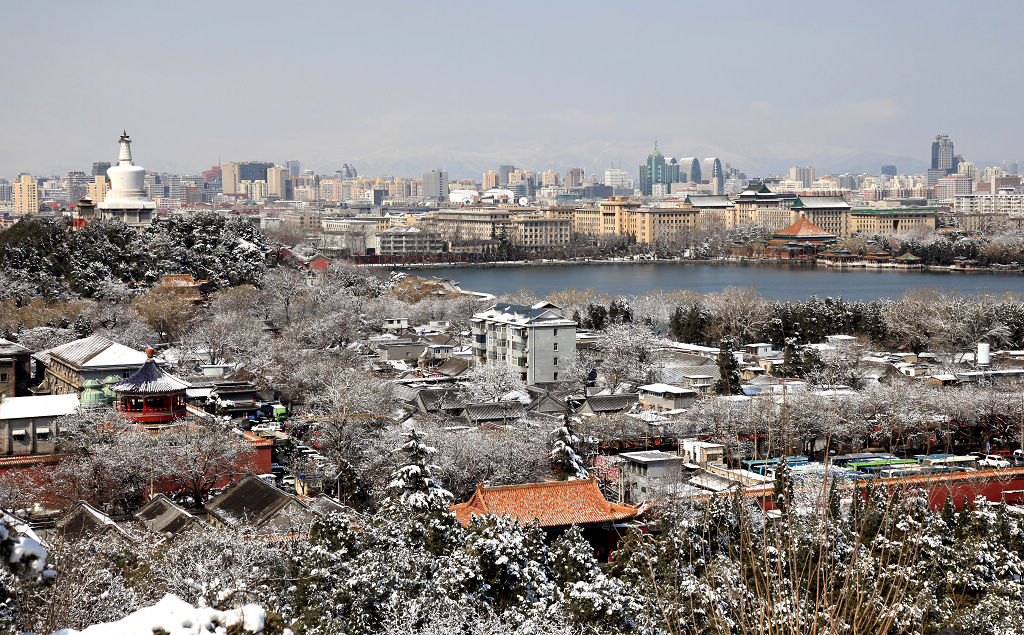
388, 429, 453, 514
461, 362, 528, 403
549, 413, 588, 480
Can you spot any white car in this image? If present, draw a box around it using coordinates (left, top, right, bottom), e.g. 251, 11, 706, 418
978, 455, 1010, 469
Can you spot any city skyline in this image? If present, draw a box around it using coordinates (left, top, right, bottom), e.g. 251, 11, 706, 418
1, 1, 1022, 178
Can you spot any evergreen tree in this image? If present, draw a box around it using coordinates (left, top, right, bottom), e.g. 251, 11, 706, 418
550, 410, 588, 480
387, 428, 453, 513
714, 337, 741, 395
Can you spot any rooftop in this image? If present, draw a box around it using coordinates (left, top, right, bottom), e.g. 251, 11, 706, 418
451, 478, 637, 528
0, 394, 79, 420
35, 335, 149, 370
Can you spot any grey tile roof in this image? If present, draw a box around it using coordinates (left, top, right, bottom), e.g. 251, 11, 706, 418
581, 393, 639, 413
206, 474, 300, 528
135, 495, 197, 535
0, 338, 30, 357
464, 401, 527, 423
416, 388, 463, 413
35, 335, 148, 369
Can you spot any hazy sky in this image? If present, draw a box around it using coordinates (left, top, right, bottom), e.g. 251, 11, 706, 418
2, 0, 1022, 179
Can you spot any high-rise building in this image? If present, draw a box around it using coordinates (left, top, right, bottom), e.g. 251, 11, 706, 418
935, 173, 973, 200
703, 157, 724, 195
1004, 160, 1019, 175
0, 179, 11, 203
788, 166, 816, 189
639, 145, 680, 196
931, 135, 954, 173
565, 168, 584, 188
603, 168, 631, 189
12, 174, 38, 215
541, 169, 560, 186
88, 175, 109, 203
498, 164, 515, 186
91, 161, 111, 177
880, 165, 897, 177
267, 166, 289, 199
483, 170, 500, 190
286, 160, 302, 177
679, 158, 701, 183
422, 169, 448, 201
221, 162, 240, 195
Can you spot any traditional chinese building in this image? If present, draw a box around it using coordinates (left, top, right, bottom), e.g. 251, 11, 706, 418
765, 217, 836, 258
111, 349, 189, 425
451, 478, 639, 560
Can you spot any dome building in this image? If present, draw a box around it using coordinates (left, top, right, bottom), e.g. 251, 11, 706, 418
111, 349, 189, 425
97, 131, 156, 226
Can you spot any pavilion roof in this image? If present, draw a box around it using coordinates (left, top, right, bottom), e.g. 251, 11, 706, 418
772, 217, 836, 239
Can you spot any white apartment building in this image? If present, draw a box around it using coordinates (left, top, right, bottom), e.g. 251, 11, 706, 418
953, 192, 1024, 215
471, 302, 577, 385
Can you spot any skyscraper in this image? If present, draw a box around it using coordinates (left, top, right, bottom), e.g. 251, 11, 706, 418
931, 135, 954, 172
483, 170, 499, 190
1003, 160, 1019, 175
703, 157, 724, 195
880, 165, 897, 177
788, 166, 815, 188
498, 164, 514, 186
603, 168, 630, 189
423, 169, 448, 201
639, 145, 679, 196
267, 166, 289, 199
286, 160, 302, 177
12, 174, 38, 215
565, 168, 584, 188
91, 161, 111, 177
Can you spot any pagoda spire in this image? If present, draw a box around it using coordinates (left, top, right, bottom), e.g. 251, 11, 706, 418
118, 130, 133, 164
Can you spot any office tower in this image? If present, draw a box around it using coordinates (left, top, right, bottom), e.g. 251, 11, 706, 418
66, 171, 90, 203
565, 167, 584, 188
603, 168, 630, 189
423, 169, 448, 201
703, 157, 724, 195
267, 166, 289, 199
1003, 160, 1019, 175
12, 174, 38, 215
931, 135, 954, 172
88, 176, 109, 203
639, 145, 680, 195
483, 170, 500, 190
221, 162, 240, 194
498, 164, 514, 186
678, 158, 701, 183
788, 166, 815, 188
0, 179, 11, 203
880, 165, 897, 177
286, 160, 302, 177
91, 161, 111, 177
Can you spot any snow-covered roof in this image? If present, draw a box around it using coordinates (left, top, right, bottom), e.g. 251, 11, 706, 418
472, 302, 576, 327
638, 383, 696, 396
0, 394, 79, 420
619, 450, 683, 463
35, 335, 149, 369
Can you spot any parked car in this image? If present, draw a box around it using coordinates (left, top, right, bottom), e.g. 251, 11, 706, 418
978, 455, 1011, 469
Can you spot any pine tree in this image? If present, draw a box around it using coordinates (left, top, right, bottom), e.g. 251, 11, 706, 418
772, 458, 794, 517
714, 337, 741, 395
550, 410, 589, 480
388, 428, 453, 513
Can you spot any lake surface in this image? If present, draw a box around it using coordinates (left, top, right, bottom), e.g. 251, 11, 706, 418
402, 262, 1024, 301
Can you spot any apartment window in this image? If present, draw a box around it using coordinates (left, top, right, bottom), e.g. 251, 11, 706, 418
0, 373, 7, 383
552, 342, 558, 351
553, 372, 558, 381
553, 357, 558, 366
553, 329, 558, 336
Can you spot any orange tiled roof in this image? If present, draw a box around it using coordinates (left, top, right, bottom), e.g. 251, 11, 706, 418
773, 217, 835, 239
451, 478, 637, 528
